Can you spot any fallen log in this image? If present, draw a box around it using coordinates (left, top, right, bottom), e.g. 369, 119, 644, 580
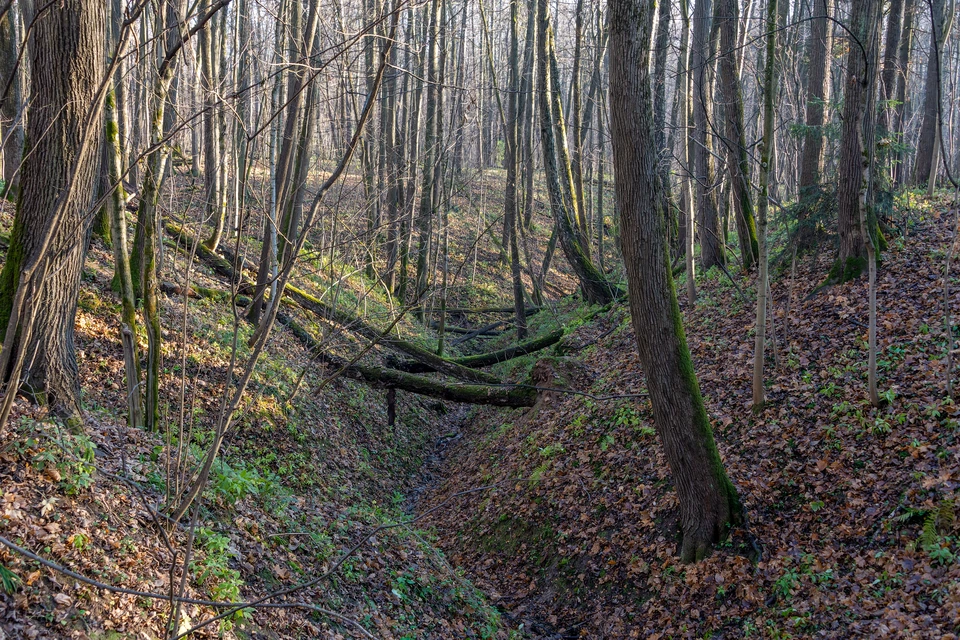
166, 230, 504, 386
165, 223, 250, 292
428, 320, 505, 337
283, 284, 501, 386
385, 328, 565, 373
277, 313, 536, 407
438, 306, 542, 315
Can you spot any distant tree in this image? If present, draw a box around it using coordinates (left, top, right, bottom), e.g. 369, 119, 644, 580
717, 0, 759, 271
0, 8, 22, 198
537, 0, 618, 305
912, 0, 954, 185
690, 0, 724, 271
608, 0, 742, 562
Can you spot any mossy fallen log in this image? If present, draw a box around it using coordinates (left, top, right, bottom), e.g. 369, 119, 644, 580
283, 284, 501, 386
164, 229, 504, 386
277, 313, 536, 407
164, 223, 251, 292
385, 328, 565, 373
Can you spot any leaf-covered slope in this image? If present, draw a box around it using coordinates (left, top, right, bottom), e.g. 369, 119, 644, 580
419, 196, 960, 638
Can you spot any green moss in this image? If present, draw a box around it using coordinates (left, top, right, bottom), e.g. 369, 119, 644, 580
666, 256, 743, 561
0, 208, 26, 342
829, 255, 867, 283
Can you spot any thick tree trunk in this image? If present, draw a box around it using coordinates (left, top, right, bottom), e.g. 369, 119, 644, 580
608, 0, 741, 563
798, 0, 833, 196
0, 1, 106, 422
912, 0, 950, 185
691, 0, 724, 271
835, 0, 881, 280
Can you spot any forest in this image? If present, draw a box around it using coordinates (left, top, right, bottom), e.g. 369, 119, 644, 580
0, 0, 958, 636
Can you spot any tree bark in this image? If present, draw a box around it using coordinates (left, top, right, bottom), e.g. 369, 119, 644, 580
912, 0, 952, 185
0, 0, 106, 422
753, 0, 777, 408
537, 0, 618, 305
717, 0, 759, 271
798, 0, 834, 196
878, 0, 905, 181
0, 8, 22, 197
691, 0, 724, 270
835, 0, 881, 280
893, 0, 915, 188
609, 0, 741, 563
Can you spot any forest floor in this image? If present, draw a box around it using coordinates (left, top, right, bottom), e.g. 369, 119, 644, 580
418, 189, 960, 638
0, 183, 958, 639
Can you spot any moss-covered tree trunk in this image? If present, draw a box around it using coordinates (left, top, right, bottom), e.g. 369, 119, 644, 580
0, 1, 106, 422
105, 86, 142, 429
537, 0, 618, 306
414, 0, 441, 308
132, 0, 188, 430
691, 0, 724, 271
609, 0, 742, 563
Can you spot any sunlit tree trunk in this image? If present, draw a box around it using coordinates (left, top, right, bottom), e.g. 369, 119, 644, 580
0, 0, 107, 422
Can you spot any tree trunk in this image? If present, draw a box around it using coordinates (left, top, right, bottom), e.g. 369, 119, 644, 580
717, 0, 759, 271
537, 0, 617, 305
505, 0, 527, 339
691, 0, 724, 271
912, 0, 951, 185
835, 0, 881, 281
798, 0, 833, 196
414, 0, 442, 307
0, 1, 106, 422
753, 0, 777, 408
608, 0, 742, 563
200, 0, 226, 252
878, 0, 905, 183
0, 8, 22, 198
893, 0, 915, 188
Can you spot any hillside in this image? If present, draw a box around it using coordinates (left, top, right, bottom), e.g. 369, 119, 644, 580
418, 192, 960, 638
2, 186, 956, 639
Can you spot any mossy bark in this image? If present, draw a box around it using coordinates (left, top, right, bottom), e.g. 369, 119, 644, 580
0, 2, 106, 422
609, 0, 742, 562
536, 0, 619, 305
386, 328, 565, 373
278, 314, 537, 407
